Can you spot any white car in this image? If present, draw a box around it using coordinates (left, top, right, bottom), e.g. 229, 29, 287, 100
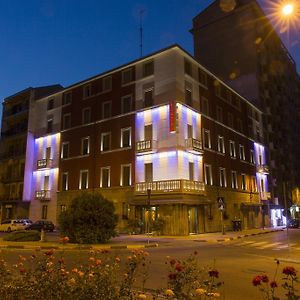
0, 219, 29, 232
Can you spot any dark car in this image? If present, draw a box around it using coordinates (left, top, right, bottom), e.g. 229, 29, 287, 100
26, 220, 55, 232
288, 219, 300, 229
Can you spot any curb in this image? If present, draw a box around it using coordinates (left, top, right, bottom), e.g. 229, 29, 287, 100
0, 243, 159, 251
192, 229, 284, 243
275, 258, 300, 265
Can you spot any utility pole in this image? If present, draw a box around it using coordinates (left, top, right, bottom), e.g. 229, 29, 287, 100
139, 9, 144, 58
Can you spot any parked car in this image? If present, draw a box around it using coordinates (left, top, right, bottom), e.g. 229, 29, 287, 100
26, 220, 55, 232
0, 219, 29, 232
288, 219, 300, 228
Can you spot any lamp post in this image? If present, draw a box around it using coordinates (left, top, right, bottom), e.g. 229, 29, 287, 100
146, 188, 151, 244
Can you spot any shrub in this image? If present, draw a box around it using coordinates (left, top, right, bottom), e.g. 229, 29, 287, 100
3, 230, 40, 242
59, 193, 118, 244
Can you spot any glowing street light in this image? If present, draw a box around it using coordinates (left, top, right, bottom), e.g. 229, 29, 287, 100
282, 3, 294, 16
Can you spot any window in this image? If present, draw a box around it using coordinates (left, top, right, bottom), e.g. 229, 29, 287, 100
215, 83, 221, 97
144, 124, 153, 140
60, 205, 67, 212
258, 153, 263, 165
61, 142, 69, 159
81, 137, 90, 155
184, 58, 192, 76
236, 118, 243, 132
102, 101, 111, 119
251, 176, 257, 192
227, 112, 233, 127
83, 85, 91, 98
122, 68, 133, 85
144, 89, 153, 107
121, 164, 131, 186
239, 144, 245, 160
189, 162, 194, 181
219, 168, 227, 187
101, 132, 111, 152
102, 76, 112, 92
121, 128, 131, 148
229, 141, 236, 158
145, 163, 153, 182
47, 118, 53, 133
47, 98, 54, 110
201, 97, 209, 115
241, 174, 246, 190
46, 147, 51, 159
204, 164, 213, 185
187, 124, 193, 139
185, 88, 192, 106
79, 170, 88, 189
203, 129, 211, 149
260, 178, 265, 192
231, 171, 238, 189
198, 69, 207, 86
100, 167, 110, 188
82, 107, 91, 124
121, 95, 132, 113
217, 136, 225, 153
41, 205, 48, 219
226, 89, 232, 102
63, 92, 72, 105
44, 175, 49, 190
250, 150, 255, 164
216, 106, 223, 122
122, 203, 130, 220
143, 60, 154, 77
61, 172, 68, 191
62, 113, 71, 130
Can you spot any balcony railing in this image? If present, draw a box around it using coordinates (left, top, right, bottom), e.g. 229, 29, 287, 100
256, 164, 269, 174
37, 159, 53, 169
185, 138, 203, 154
135, 179, 205, 195
260, 192, 271, 200
136, 140, 157, 154
35, 190, 51, 201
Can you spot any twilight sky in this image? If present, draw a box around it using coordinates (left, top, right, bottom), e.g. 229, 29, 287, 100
0, 0, 299, 112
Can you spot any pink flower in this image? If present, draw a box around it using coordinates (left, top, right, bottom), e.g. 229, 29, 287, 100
44, 249, 54, 256
252, 275, 262, 286
209, 269, 219, 278
270, 281, 278, 288
261, 275, 269, 283
283, 266, 297, 276
175, 263, 184, 272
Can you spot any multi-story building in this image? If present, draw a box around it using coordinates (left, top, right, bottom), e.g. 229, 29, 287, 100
19, 45, 269, 235
0, 85, 62, 221
191, 0, 300, 220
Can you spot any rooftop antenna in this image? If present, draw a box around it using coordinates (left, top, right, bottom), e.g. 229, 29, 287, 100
139, 9, 145, 58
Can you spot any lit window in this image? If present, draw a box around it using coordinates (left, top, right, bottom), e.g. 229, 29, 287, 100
41, 205, 48, 219
61, 142, 69, 159
100, 167, 110, 188
239, 144, 245, 160
204, 164, 213, 185
121, 128, 131, 148
101, 132, 111, 152
81, 137, 90, 155
61, 172, 68, 191
217, 135, 225, 153
219, 168, 227, 187
60, 205, 67, 212
250, 150, 255, 164
145, 163, 153, 182
79, 170, 88, 189
121, 164, 131, 186
251, 176, 257, 192
241, 174, 246, 190
203, 129, 211, 149
231, 171, 237, 189
229, 141, 236, 158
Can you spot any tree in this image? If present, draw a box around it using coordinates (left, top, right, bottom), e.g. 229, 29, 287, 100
59, 193, 118, 243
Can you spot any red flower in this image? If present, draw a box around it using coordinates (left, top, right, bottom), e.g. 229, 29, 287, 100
170, 259, 176, 266
270, 281, 278, 288
283, 266, 297, 276
209, 269, 219, 278
58, 258, 65, 264
19, 267, 26, 274
44, 249, 54, 256
168, 272, 177, 280
175, 263, 184, 272
261, 275, 269, 283
252, 275, 262, 286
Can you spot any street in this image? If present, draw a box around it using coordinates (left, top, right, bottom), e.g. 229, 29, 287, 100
0, 230, 299, 299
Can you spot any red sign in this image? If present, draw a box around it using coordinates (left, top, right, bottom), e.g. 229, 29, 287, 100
169, 101, 176, 132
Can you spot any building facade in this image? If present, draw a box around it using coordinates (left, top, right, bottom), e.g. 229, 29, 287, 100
191, 0, 300, 220
12, 45, 269, 235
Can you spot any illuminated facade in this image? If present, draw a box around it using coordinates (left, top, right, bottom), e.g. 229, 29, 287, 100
2, 45, 270, 234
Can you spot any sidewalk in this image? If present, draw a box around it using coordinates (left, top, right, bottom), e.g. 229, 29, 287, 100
0, 227, 285, 251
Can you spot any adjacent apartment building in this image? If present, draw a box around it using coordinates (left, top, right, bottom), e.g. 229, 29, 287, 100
0, 86, 62, 221
13, 45, 270, 235
191, 0, 300, 222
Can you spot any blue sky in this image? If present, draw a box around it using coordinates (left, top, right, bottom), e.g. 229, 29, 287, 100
0, 0, 299, 112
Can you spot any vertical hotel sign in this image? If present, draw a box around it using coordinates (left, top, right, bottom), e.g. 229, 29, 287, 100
169, 100, 176, 132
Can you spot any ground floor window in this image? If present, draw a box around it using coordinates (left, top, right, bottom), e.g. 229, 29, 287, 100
42, 205, 48, 219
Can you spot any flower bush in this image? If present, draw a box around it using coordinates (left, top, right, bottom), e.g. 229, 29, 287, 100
252, 260, 300, 300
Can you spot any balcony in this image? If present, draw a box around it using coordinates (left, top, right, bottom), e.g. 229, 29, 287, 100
35, 190, 51, 201
135, 179, 205, 195
185, 138, 203, 154
37, 159, 53, 170
136, 140, 157, 155
260, 192, 271, 200
256, 164, 269, 174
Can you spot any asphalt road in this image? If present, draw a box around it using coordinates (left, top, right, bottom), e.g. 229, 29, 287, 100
0, 230, 299, 299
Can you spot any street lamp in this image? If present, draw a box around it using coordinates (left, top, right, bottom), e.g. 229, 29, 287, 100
282, 3, 294, 16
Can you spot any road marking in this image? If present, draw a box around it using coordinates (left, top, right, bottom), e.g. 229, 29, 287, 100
257, 242, 282, 249
247, 241, 268, 247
